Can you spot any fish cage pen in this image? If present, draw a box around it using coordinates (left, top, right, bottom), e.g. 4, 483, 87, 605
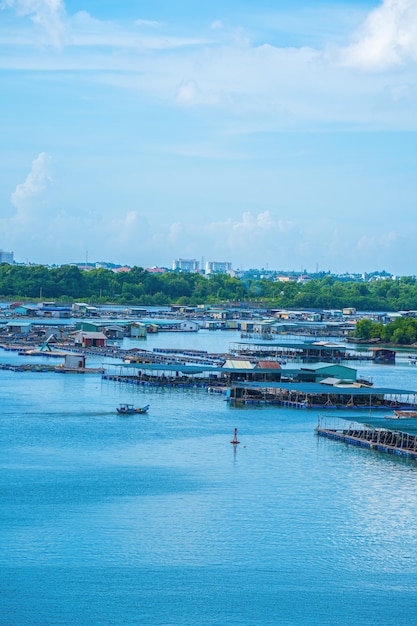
315, 416, 417, 460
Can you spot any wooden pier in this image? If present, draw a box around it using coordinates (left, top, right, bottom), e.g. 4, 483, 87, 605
316, 417, 417, 460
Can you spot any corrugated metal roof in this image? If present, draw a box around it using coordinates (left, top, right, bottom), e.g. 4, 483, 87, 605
223, 359, 254, 369
113, 362, 288, 374
115, 363, 209, 374
234, 340, 348, 351
368, 347, 396, 352
77, 331, 107, 339
113, 362, 351, 376
300, 362, 355, 372
256, 361, 281, 369
230, 381, 416, 395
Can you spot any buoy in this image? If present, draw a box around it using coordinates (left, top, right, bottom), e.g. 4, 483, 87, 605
230, 427, 240, 445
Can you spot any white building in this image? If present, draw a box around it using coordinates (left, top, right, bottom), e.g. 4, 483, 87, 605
172, 258, 199, 272
205, 261, 232, 274
0, 249, 14, 264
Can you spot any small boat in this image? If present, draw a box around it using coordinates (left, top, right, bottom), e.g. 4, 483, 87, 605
392, 410, 417, 419
116, 403, 150, 415
357, 378, 373, 387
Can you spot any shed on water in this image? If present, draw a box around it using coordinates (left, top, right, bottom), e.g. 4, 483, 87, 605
64, 354, 86, 369
368, 348, 396, 363
6, 321, 34, 334
296, 362, 357, 383
72, 331, 107, 347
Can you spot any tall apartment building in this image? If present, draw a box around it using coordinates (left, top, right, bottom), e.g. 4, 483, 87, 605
205, 261, 232, 274
0, 249, 14, 264
172, 258, 199, 272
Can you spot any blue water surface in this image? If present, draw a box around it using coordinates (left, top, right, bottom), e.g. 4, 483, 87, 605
2, 333, 417, 625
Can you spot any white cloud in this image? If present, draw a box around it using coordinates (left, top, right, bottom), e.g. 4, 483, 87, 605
106, 211, 151, 247
155, 213, 414, 274
157, 211, 298, 267
1, 0, 67, 46
2, 155, 155, 263
1, 1, 417, 130
175, 80, 220, 107
341, 0, 417, 70
11, 152, 52, 213
2, 152, 55, 255
135, 19, 161, 28
1, 2, 417, 273
2, 175, 413, 270
0, 2, 209, 50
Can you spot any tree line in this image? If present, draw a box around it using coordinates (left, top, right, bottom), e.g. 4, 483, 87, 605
355, 317, 417, 345
1, 263, 417, 311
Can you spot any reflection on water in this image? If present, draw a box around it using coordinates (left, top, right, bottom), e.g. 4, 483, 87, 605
2, 332, 417, 625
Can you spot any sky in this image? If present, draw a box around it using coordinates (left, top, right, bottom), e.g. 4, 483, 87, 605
0, 0, 417, 275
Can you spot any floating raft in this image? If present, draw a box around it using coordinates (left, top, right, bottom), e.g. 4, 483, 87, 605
316, 417, 417, 460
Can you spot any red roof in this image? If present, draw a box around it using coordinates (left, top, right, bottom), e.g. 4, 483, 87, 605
256, 360, 281, 369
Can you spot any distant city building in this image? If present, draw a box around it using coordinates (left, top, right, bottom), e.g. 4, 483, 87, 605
205, 261, 232, 275
75, 264, 94, 271
172, 258, 199, 272
297, 275, 312, 284
146, 267, 167, 274
0, 249, 14, 264
275, 275, 295, 282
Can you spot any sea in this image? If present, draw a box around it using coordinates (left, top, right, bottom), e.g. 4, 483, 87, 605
2, 329, 417, 625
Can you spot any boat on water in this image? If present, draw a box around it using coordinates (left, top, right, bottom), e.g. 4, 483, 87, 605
386, 410, 417, 419
116, 403, 150, 415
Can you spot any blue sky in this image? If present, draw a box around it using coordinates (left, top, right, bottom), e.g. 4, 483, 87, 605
1, 0, 416, 274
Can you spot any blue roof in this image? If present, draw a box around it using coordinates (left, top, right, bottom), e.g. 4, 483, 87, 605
234, 340, 348, 351
39, 306, 71, 311
113, 362, 287, 374
299, 362, 355, 372
231, 382, 416, 396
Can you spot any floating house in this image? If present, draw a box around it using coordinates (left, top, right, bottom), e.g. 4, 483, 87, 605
6, 321, 34, 334
141, 320, 199, 332
294, 362, 357, 383
104, 326, 125, 340
129, 322, 147, 338
37, 304, 72, 318
101, 356, 417, 410
230, 340, 387, 363
54, 353, 104, 374
72, 331, 107, 348
9, 305, 38, 317
75, 321, 103, 333
72, 303, 99, 316
104, 360, 355, 386
230, 340, 350, 362
368, 348, 396, 363
226, 381, 417, 410
63, 354, 86, 369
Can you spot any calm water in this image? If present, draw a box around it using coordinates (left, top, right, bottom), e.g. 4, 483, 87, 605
2, 331, 417, 625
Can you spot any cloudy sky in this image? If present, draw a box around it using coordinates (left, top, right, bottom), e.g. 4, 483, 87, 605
1, 0, 416, 274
